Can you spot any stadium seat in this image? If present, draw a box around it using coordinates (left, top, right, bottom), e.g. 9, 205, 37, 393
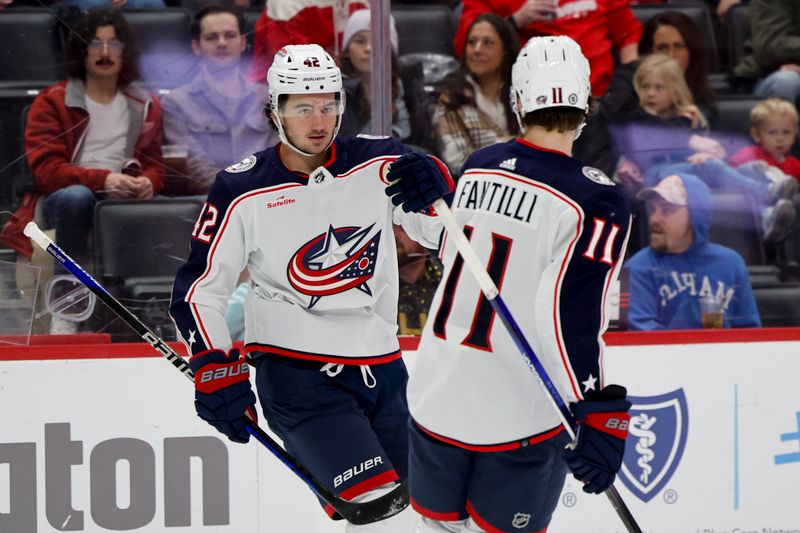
753, 283, 800, 327
710, 96, 763, 154
725, 3, 750, 74
93, 199, 201, 292
630, 3, 720, 73
708, 192, 766, 265
392, 5, 456, 57
123, 9, 197, 90
0, 11, 64, 90
92, 199, 202, 340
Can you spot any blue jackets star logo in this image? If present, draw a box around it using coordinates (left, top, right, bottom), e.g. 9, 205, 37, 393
287, 224, 381, 308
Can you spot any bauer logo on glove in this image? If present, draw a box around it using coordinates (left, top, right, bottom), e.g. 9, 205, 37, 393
385, 152, 454, 213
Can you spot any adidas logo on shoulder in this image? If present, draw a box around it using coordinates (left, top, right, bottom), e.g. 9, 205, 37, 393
499, 158, 517, 171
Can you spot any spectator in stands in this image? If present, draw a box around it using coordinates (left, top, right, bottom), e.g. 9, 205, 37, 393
730, 98, 800, 183
605, 11, 718, 121
337, 9, 410, 140
625, 173, 761, 330
161, 5, 277, 195
433, 13, 519, 173
575, 10, 717, 176
454, 0, 642, 97
247, 0, 366, 83
734, 0, 800, 103
394, 225, 443, 336
0, 9, 164, 332
616, 55, 796, 242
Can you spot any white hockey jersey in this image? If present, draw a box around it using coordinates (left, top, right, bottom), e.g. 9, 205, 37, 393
170, 136, 443, 364
408, 139, 631, 449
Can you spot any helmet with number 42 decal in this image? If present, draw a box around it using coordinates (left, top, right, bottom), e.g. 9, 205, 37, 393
267, 44, 345, 156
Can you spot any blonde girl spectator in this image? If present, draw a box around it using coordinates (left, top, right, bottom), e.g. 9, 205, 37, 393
620, 59, 797, 242
433, 13, 519, 173
633, 54, 708, 130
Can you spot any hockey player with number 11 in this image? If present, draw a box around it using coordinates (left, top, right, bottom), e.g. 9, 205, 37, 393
170, 44, 452, 531
386, 36, 634, 533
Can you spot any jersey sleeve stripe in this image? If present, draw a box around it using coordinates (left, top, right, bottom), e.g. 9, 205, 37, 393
597, 215, 632, 389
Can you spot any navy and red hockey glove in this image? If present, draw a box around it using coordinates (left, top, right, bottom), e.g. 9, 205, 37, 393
563, 384, 631, 494
189, 348, 257, 444
385, 152, 454, 213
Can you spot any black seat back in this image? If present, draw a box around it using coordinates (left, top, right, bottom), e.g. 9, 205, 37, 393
709, 192, 766, 265
753, 284, 800, 327
93, 199, 202, 281
392, 5, 456, 57
0, 11, 64, 89
123, 9, 197, 90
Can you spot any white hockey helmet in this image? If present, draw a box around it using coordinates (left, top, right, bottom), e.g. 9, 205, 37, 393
267, 44, 345, 156
511, 36, 591, 131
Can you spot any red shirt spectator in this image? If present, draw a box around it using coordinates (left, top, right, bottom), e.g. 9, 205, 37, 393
454, 0, 643, 96
247, 0, 366, 83
730, 145, 800, 182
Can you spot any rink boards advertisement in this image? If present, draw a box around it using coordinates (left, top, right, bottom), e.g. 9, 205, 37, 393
1, 332, 799, 533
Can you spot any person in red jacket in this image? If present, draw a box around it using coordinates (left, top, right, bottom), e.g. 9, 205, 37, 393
246, 0, 367, 83
0, 9, 164, 333
453, 0, 643, 96
1, 9, 164, 264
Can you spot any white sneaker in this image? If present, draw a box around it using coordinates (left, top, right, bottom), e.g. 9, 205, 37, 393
49, 316, 79, 335
765, 167, 798, 203
762, 198, 796, 243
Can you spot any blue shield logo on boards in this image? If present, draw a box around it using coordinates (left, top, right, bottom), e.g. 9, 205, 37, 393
619, 389, 689, 502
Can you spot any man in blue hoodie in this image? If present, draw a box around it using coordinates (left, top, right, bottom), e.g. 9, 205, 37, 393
625, 173, 762, 330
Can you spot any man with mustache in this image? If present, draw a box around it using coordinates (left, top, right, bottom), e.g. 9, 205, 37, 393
625, 173, 761, 330
161, 4, 277, 195
0, 9, 164, 334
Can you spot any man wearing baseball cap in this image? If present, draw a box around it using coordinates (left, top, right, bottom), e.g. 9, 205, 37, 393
624, 173, 761, 330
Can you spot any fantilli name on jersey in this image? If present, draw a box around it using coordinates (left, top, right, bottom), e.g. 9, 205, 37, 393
408, 139, 631, 449
170, 137, 443, 365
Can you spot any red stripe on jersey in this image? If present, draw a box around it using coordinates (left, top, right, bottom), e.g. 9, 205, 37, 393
467, 500, 547, 533
414, 421, 565, 452
410, 498, 466, 522
242, 343, 402, 365
596, 218, 631, 391
323, 469, 399, 518
515, 137, 569, 158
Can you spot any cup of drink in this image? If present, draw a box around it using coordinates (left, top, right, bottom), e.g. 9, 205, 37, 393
700, 295, 724, 329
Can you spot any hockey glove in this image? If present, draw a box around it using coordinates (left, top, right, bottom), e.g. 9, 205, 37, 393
385, 152, 454, 213
189, 348, 257, 444
563, 384, 631, 494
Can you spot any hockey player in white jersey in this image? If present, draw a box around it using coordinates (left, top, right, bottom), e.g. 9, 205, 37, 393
386, 36, 633, 533
169, 44, 451, 531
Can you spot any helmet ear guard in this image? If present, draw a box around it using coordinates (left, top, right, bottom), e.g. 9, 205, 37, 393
267, 44, 345, 156
510, 36, 591, 135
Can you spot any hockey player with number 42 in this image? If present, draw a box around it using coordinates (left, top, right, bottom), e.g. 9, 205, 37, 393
385, 36, 633, 533
170, 44, 452, 531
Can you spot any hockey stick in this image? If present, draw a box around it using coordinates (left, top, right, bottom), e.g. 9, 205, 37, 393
23, 221, 409, 526
431, 200, 643, 533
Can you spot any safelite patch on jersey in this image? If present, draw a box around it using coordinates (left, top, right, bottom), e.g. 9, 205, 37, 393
226, 155, 257, 173
582, 166, 615, 186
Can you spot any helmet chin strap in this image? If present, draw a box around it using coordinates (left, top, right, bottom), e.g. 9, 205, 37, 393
272, 112, 342, 159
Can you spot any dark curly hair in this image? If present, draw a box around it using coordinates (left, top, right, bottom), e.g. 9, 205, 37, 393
65, 9, 140, 88
439, 13, 520, 135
